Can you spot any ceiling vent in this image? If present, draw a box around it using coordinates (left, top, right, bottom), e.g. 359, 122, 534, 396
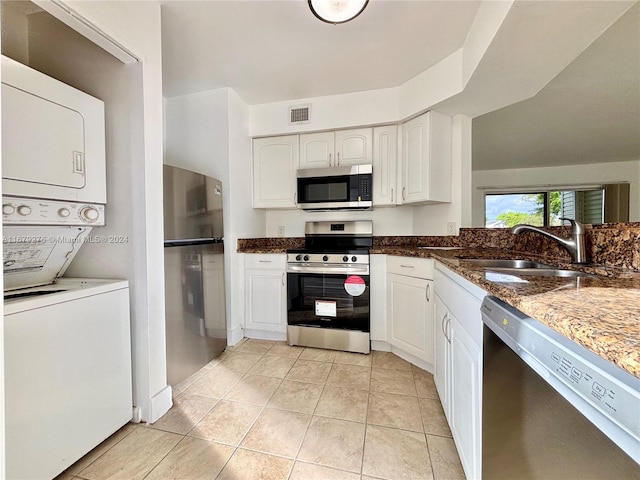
289, 104, 311, 125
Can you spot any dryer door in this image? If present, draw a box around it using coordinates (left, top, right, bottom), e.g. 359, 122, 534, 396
2, 84, 86, 189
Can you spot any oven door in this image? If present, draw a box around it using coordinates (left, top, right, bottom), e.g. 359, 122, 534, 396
287, 265, 370, 332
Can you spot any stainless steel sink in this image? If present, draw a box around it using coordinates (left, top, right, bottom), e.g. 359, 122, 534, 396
461, 258, 597, 278
487, 268, 595, 278
462, 259, 554, 269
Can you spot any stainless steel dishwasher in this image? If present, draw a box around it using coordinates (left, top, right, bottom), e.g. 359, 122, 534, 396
481, 296, 640, 479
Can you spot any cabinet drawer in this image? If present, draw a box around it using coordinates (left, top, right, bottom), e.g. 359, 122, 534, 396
244, 253, 286, 270
387, 256, 433, 279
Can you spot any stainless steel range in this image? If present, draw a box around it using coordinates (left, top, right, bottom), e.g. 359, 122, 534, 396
286, 221, 372, 354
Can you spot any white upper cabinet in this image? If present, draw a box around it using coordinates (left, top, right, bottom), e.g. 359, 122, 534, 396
299, 132, 334, 169
299, 128, 372, 169
252, 135, 299, 209
401, 111, 452, 205
334, 128, 372, 166
372, 125, 398, 206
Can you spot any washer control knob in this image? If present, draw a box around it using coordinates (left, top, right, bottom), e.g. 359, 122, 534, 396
343, 256, 349, 262
303, 255, 310, 261
80, 206, 99, 222
17, 205, 31, 216
295, 255, 302, 261
2, 204, 15, 215
323, 255, 329, 262
58, 208, 71, 218
351, 256, 358, 263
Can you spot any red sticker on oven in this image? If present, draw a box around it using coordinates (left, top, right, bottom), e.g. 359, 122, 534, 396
344, 275, 366, 296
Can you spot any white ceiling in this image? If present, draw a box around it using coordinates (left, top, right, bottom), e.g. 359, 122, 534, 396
160, 0, 481, 104
160, 0, 639, 171
473, 2, 640, 170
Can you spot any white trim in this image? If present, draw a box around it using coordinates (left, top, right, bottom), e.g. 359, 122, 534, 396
33, 0, 139, 64
148, 385, 172, 424
370, 340, 392, 352
227, 326, 245, 346
243, 329, 287, 342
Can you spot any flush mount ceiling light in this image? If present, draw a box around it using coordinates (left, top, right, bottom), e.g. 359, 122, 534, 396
308, 0, 369, 24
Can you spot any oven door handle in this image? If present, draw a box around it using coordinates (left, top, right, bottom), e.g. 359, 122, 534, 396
287, 264, 370, 275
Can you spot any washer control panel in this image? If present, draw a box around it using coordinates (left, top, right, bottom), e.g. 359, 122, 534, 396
2, 196, 105, 226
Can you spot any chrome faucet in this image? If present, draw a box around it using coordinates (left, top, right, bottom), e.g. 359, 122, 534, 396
511, 218, 588, 264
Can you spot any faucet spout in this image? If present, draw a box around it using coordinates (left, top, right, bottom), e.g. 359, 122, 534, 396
511, 218, 588, 264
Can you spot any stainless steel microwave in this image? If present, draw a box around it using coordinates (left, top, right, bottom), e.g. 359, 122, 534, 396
296, 164, 373, 210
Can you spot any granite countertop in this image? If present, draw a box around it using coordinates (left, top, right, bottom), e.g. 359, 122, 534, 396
238, 240, 640, 379
372, 246, 640, 379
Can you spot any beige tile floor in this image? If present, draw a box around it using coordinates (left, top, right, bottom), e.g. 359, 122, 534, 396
57, 339, 465, 480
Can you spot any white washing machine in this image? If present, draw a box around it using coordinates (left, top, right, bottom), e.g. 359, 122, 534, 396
3, 198, 132, 480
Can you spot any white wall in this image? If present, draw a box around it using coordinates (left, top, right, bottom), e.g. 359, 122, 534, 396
472, 160, 640, 226
265, 207, 414, 237
250, 87, 399, 137
32, 0, 169, 424
165, 88, 264, 345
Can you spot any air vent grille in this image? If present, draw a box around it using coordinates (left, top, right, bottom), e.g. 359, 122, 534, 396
289, 104, 311, 124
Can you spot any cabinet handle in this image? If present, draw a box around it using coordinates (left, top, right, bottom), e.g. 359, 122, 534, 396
294, 192, 297, 203
400, 264, 414, 268
445, 317, 452, 344
329, 153, 332, 166
426, 283, 430, 302
259, 260, 272, 263
441, 312, 449, 342
282, 272, 285, 286
391, 188, 394, 203
402, 187, 406, 201
336, 152, 340, 166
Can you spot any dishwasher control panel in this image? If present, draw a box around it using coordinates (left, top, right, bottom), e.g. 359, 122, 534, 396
482, 296, 640, 451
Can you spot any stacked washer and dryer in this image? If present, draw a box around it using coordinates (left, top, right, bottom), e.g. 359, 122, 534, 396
2, 56, 132, 479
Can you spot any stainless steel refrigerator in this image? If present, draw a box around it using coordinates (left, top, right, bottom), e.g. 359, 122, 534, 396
163, 164, 226, 386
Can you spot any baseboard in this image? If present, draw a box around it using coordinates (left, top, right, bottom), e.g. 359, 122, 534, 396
243, 329, 287, 341
228, 326, 244, 346
371, 340, 392, 352
390, 346, 434, 374
147, 385, 173, 424
371, 341, 434, 373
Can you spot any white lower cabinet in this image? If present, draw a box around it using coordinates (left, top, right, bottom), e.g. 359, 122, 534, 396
244, 254, 287, 338
434, 263, 486, 480
386, 256, 434, 366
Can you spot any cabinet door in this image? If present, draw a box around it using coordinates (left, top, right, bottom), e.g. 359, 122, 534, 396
252, 135, 298, 208
401, 111, 451, 204
433, 293, 450, 420
335, 128, 372, 166
245, 268, 286, 333
299, 132, 334, 169
450, 316, 482, 480
387, 273, 432, 362
372, 125, 398, 206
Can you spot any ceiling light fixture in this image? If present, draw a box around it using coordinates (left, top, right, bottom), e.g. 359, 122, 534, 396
308, 0, 369, 24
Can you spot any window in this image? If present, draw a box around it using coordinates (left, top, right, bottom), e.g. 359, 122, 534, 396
485, 189, 606, 228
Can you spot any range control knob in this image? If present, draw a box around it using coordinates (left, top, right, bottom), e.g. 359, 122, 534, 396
2, 204, 15, 215
295, 254, 302, 261
303, 255, 310, 261
322, 255, 329, 262
343, 256, 349, 262
17, 205, 31, 216
58, 208, 71, 218
351, 256, 358, 263
79, 206, 99, 223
